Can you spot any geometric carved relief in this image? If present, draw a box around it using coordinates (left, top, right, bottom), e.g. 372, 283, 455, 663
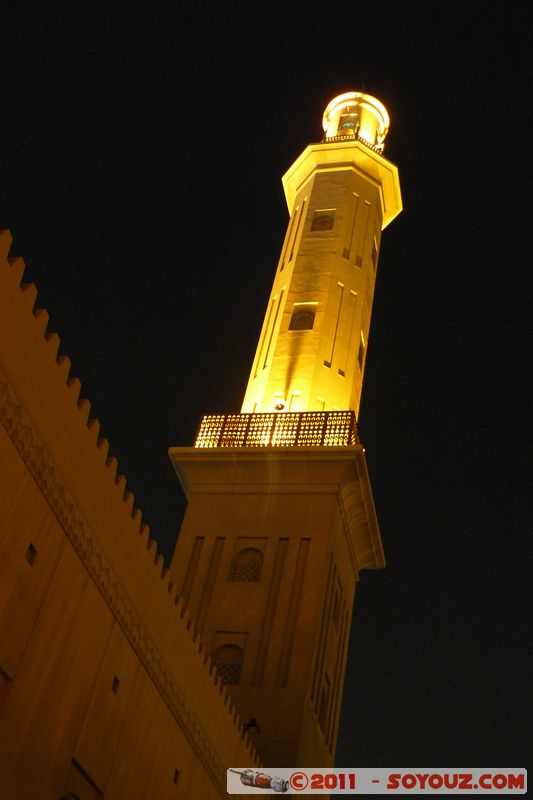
212, 644, 244, 685
0, 427, 63, 680
230, 548, 263, 583
212, 631, 248, 687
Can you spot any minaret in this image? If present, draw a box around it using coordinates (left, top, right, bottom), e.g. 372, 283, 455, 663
169, 92, 402, 768
241, 91, 401, 417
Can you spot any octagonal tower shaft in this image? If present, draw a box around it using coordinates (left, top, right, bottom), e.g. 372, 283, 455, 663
241, 124, 401, 418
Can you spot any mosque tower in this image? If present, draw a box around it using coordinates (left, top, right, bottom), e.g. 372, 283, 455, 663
169, 91, 402, 767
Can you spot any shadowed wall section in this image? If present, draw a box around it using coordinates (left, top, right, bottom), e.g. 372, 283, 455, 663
0, 230, 257, 799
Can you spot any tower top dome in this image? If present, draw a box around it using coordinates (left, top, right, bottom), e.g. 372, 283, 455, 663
322, 91, 390, 151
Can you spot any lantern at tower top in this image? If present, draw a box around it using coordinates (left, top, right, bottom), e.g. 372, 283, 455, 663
322, 91, 390, 151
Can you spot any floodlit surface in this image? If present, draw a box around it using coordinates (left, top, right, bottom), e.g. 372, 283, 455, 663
241, 89, 401, 420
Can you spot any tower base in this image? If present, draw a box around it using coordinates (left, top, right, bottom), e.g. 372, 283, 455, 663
169, 444, 384, 766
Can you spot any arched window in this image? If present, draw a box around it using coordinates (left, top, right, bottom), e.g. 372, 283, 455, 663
311, 213, 334, 231
289, 308, 315, 331
212, 644, 243, 685
230, 548, 263, 582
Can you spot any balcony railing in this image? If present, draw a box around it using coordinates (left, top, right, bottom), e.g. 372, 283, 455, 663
321, 133, 384, 154
194, 411, 359, 449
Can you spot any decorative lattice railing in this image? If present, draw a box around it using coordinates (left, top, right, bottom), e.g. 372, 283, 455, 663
321, 133, 384, 153
194, 411, 359, 448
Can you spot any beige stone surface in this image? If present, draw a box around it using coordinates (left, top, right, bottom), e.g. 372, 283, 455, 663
170, 446, 383, 766
0, 229, 255, 798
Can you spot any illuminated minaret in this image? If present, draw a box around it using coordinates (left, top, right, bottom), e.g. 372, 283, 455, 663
170, 92, 402, 768
241, 92, 401, 417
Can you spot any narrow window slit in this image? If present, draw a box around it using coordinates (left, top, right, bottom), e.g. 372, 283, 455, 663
25, 543, 37, 566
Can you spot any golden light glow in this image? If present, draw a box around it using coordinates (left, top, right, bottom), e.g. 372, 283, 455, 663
322, 91, 390, 150
195, 411, 359, 448
239, 90, 401, 426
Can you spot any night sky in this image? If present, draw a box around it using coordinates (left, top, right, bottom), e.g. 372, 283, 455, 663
1, 2, 530, 778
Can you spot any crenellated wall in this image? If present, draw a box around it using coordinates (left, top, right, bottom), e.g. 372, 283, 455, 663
0, 230, 256, 799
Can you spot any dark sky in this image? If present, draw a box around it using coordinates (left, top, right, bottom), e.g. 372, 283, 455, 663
1, 1, 530, 778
